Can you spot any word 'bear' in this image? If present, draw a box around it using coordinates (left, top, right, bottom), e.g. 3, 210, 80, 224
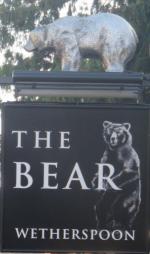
24, 13, 138, 72
92, 121, 141, 230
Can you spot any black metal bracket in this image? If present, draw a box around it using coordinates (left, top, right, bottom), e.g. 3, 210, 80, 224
1, 71, 150, 103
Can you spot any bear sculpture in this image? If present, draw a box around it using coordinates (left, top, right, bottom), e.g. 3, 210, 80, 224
24, 13, 138, 72
92, 121, 141, 230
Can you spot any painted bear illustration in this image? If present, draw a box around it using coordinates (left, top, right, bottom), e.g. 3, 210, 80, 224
93, 121, 141, 230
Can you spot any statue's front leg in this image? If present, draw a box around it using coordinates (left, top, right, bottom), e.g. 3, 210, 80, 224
57, 33, 81, 71
61, 49, 81, 71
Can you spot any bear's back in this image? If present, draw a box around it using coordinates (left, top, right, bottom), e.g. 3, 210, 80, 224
53, 13, 137, 43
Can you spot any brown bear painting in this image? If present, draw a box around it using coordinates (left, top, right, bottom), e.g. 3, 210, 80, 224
92, 121, 141, 230
24, 13, 138, 72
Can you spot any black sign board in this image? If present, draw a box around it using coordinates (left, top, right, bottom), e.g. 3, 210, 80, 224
1, 103, 150, 253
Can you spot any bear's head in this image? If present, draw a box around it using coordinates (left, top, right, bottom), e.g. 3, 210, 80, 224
24, 26, 52, 52
103, 121, 132, 150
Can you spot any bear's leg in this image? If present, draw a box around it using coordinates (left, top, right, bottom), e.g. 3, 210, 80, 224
59, 33, 81, 71
105, 63, 124, 72
61, 52, 81, 71
61, 49, 81, 71
102, 54, 124, 72
101, 43, 130, 72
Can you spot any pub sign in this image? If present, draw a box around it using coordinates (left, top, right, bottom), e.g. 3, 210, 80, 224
1, 103, 150, 252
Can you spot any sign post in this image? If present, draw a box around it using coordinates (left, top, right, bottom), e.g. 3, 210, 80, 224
1, 102, 150, 253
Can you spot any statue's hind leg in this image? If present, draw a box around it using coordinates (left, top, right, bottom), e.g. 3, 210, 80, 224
101, 53, 125, 72
101, 44, 127, 72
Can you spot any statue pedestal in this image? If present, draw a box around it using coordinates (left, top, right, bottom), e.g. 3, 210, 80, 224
13, 71, 144, 103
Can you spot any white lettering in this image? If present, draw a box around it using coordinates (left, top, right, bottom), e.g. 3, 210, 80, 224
12, 131, 27, 148
63, 162, 90, 190
99, 230, 110, 240
34, 131, 52, 148
49, 229, 60, 239
96, 163, 122, 190
112, 230, 123, 240
125, 230, 135, 240
72, 229, 80, 240
15, 228, 29, 239
41, 162, 58, 189
63, 229, 70, 240
13, 162, 33, 189
90, 229, 98, 240
82, 229, 88, 240
59, 132, 70, 149
39, 228, 48, 239
31, 228, 37, 239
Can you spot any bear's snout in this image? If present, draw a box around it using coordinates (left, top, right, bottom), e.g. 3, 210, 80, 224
110, 132, 118, 146
24, 40, 36, 52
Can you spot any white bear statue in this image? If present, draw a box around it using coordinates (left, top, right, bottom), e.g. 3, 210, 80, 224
24, 13, 138, 72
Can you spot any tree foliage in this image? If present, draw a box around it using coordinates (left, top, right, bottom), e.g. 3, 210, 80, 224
0, 0, 150, 75
113, 0, 150, 72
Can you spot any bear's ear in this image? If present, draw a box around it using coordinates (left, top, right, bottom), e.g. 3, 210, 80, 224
103, 121, 112, 128
123, 123, 131, 130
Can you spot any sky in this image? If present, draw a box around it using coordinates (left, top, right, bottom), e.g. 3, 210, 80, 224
0, 87, 15, 102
